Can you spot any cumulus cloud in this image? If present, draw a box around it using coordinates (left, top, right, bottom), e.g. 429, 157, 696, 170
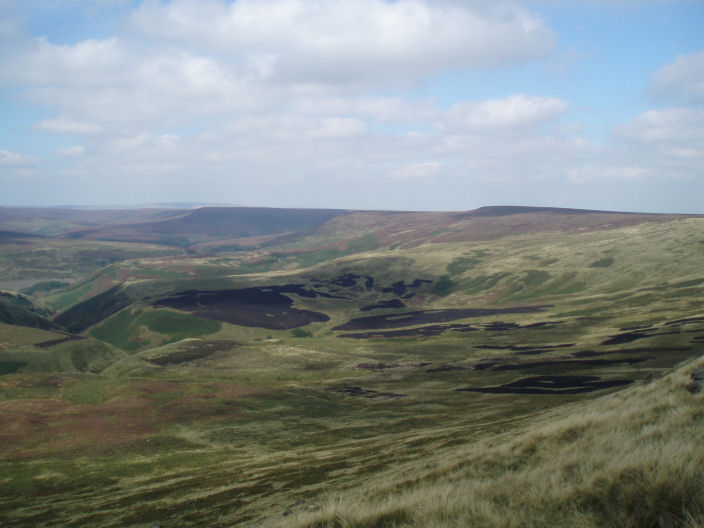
0, 1, 556, 146
442, 94, 569, 132
35, 118, 103, 135
650, 50, 704, 104
615, 107, 704, 173
0, 149, 37, 165
56, 145, 87, 157
392, 161, 444, 179
130, 0, 555, 86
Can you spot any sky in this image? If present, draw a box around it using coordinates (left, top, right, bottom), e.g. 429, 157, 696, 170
0, 0, 703, 213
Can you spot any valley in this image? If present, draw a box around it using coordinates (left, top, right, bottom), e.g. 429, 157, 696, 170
0, 205, 703, 527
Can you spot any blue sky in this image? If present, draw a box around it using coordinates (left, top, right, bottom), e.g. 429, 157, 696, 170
1, 0, 703, 212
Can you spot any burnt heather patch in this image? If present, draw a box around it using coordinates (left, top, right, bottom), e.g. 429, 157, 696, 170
360, 299, 406, 312
457, 375, 632, 395
153, 286, 331, 330
336, 319, 561, 339
333, 305, 551, 332
147, 340, 239, 366
327, 386, 404, 399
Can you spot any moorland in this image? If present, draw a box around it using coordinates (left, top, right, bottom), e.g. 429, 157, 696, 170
0, 204, 703, 527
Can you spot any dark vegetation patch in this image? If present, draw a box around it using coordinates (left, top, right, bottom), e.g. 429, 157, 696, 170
590, 257, 615, 268
327, 386, 404, 399
619, 324, 653, 331
147, 340, 238, 366
446, 251, 489, 275
0, 360, 26, 375
475, 343, 574, 351
20, 280, 71, 295
479, 321, 563, 331
462, 272, 512, 294
360, 299, 406, 312
457, 375, 632, 395
485, 356, 649, 371
668, 278, 704, 288
601, 332, 649, 345
34, 335, 85, 348
356, 362, 431, 371
153, 286, 331, 330
356, 362, 399, 371
333, 305, 550, 331
329, 273, 361, 287
337, 319, 561, 339
426, 365, 468, 373
600, 319, 703, 345
664, 316, 704, 326
338, 323, 477, 339
54, 284, 131, 333
0, 230, 42, 244
0, 297, 59, 331
475, 343, 575, 356
433, 275, 456, 297
380, 279, 432, 296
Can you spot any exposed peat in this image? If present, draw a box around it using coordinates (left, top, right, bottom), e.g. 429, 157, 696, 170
34, 335, 86, 348
457, 375, 632, 395
360, 299, 406, 312
327, 386, 404, 399
333, 305, 551, 332
147, 340, 238, 366
153, 286, 331, 329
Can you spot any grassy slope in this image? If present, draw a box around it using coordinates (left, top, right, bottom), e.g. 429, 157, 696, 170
64, 207, 348, 246
287, 355, 704, 528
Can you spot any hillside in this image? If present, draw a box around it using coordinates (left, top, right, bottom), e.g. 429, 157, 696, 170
0, 205, 702, 527
286, 355, 704, 528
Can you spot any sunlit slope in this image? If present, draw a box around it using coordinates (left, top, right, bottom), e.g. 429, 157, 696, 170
2, 338, 701, 527
55, 216, 704, 338
285, 355, 704, 528
63, 206, 347, 246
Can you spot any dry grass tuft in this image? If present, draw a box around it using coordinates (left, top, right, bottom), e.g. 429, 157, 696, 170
287, 357, 704, 528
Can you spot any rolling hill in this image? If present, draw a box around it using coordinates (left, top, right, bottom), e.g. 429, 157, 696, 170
0, 204, 702, 527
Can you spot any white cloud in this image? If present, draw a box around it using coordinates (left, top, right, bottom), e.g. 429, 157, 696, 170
56, 145, 86, 156
391, 161, 444, 179
617, 107, 704, 146
650, 50, 704, 104
443, 94, 569, 132
611, 107, 704, 179
0, 149, 37, 165
35, 118, 103, 134
566, 166, 649, 183
130, 0, 555, 86
305, 117, 367, 139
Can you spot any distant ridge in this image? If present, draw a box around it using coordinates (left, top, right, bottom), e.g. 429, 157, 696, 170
0, 204, 698, 251
463, 206, 666, 217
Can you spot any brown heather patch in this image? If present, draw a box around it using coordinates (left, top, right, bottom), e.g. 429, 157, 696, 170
0, 381, 267, 459
116, 267, 131, 281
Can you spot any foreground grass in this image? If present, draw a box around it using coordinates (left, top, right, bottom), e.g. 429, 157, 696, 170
287, 356, 704, 528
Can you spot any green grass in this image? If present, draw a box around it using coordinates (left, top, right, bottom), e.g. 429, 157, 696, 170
0, 360, 26, 375
90, 308, 222, 352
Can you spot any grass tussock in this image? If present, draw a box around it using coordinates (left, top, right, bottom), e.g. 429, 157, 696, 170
288, 358, 704, 528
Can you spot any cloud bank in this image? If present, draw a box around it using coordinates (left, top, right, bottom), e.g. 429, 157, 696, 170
0, 0, 702, 212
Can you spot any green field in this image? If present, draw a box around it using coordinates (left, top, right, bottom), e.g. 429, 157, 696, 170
0, 206, 702, 527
